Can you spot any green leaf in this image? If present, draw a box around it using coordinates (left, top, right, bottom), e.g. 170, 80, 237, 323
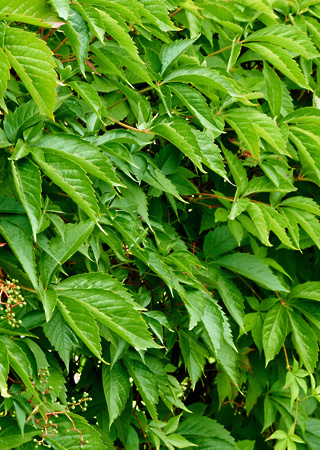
69, 81, 104, 120
32, 149, 100, 222
57, 296, 101, 359
245, 25, 319, 59
43, 309, 79, 371
39, 220, 95, 287
246, 202, 271, 246
152, 122, 204, 171
169, 83, 222, 133
248, 43, 310, 90
217, 271, 245, 331
263, 61, 282, 117
204, 225, 238, 259
225, 108, 287, 159
163, 66, 242, 98
62, 8, 89, 76
38, 133, 121, 188
99, 10, 142, 63
0, 340, 10, 398
0, 0, 63, 28
72, 2, 104, 43
42, 288, 57, 322
223, 147, 248, 195
179, 329, 207, 388
0, 47, 9, 102
124, 357, 159, 421
290, 281, 320, 301
160, 36, 199, 75
287, 309, 318, 372
48, 0, 70, 20
11, 159, 41, 240
0, 418, 38, 449
3, 100, 42, 144
213, 253, 288, 292
103, 360, 130, 427
262, 303, 288, 365
54, 273, 158, 350
0, 218, 38, 290
2, 337, 40, 402
4, 28, 57, 118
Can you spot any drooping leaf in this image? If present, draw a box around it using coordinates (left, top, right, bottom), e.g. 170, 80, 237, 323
262, 303, 288, 366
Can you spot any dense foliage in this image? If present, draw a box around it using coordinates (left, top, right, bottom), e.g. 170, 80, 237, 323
2, 0, 320, 448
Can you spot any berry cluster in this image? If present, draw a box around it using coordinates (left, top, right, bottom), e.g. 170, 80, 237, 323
0, 277, 26, 327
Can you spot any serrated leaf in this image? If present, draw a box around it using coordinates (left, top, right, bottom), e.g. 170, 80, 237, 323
290, 281, 320, 301
152, 122, 204, 171
2, 337, 40, 402
204, 225, 238, 259
0, 218, 38, 290
42, 288, 57, 322
39, 220, 95, 287
223, 147, 248, 194
160, 36, 199, 75
103, 360, 130, 426
163, 66, 242, 98
217, 272, 245, 331
32, 149, 99, 221
69, 81, 104, 120
58, 296, 101, 359
38, 133, 121, 188
4, 28, 57, 118
3, 101, 42, 144
262, 303, 288, 365
246, 24, 319, 59
62, 8, 89, 76
170, 83, 222, 133
43, 309, 79, 371
54, 273, 158, 350
0, 47, 9, 102
73, 2, 104, 42
124, 357, 159, 421
246, 202, 271, 246
11, 159, 41, 241
244, 42, 310, 90
0, 0, 63, 28
213, 253, 288, 292
48, 0, 70, 20
0, 418, 38, 449
0, 340, 10, 398
263, 61, 282, 117
287, 309, 318, 372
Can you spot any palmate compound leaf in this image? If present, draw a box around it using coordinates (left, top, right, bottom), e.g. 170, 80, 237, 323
4, 27, 57, 118
54, 273, 158, 350
31, 148, 100, 222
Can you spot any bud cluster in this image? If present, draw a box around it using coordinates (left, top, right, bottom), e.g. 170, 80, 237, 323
0, 278, 26, 327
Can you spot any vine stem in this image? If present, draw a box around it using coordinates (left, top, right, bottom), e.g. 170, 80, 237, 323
53, 37, 67, 54
108, 117, 153, 134
283, 344, 291, 372
169, 6, 182, 17
293, 398, 299, 434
